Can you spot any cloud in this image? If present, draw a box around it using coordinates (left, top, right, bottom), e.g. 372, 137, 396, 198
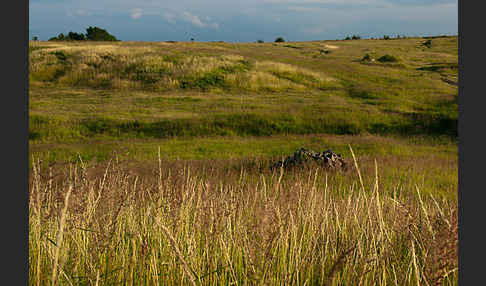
76, 9, 89, 16
163, 12, 176, 24
130, 8, 143, 19
29, 0, 457, 42
182, 11, 219, 28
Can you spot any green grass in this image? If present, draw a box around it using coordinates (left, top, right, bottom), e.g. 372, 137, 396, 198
29, 37, 458, 148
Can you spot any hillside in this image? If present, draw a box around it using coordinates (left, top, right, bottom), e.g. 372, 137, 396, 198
29, 37, 457, 164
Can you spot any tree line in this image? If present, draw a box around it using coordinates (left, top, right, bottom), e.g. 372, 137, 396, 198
48, 26, 118, 41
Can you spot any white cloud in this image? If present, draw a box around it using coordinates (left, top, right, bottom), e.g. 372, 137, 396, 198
76, 9, 89, 16
163, 12, 176, 24
182, 11, 219, 29
130, 8, 143, 19
263, 0, 386, 4
182, 11, 205, 27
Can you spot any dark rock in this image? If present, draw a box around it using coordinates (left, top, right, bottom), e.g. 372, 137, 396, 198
270, 148, 346, 171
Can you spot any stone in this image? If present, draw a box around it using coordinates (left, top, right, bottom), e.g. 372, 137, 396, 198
270, 147, 346, 171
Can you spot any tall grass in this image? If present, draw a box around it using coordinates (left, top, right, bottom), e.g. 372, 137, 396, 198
29, 44, 339, 93
29, 150, 457, 285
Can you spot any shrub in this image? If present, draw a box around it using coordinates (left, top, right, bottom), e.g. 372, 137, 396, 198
49, 33, 65, 41
423, 40, 432, 48
274, 37, 285, 43
361, 54, 372, 62
180, 71, 226, 90
345, 36, 351, 40
377, 54, 399, 63
383, 35, 390, 40
352, 35, 361, 40
257, 40, 264, 43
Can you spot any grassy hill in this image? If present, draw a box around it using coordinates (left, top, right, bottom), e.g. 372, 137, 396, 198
29, 37, 457, 163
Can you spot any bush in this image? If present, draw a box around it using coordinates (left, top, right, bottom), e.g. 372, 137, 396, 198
180, 71, 227, 90
361, 54, 372, 62
352, 35, 361, 40
345, 36, 351, 40
257, 40, 264, 43
423, 40, 432, 48
377, 54, 399, 63
383, 35, 390, 40
274, 37, 285, 43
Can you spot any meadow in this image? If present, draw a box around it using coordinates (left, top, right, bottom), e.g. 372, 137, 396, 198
29, 36, 458, 285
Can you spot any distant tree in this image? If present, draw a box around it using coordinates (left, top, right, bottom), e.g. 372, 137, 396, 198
190, 38, 195, 42
257, 39, 264, 43
274, 37, 285, 43
351, 35, 361, 40
48, 27, 118, 41
67, 31, 86, 41
32, 36, 38, 41
383, 35, 390, 40
345, 36, 351, 40
85, 26, 118, 41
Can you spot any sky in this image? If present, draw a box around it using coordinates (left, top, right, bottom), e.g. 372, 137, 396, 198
29, 0, 458, 42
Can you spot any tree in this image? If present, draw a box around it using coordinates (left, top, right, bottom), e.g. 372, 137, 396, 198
274, 37, 285, 43
67, 31, 86, 41
85, 26, 118, 41
32, 36, 38, 41
257, 39, 264, 43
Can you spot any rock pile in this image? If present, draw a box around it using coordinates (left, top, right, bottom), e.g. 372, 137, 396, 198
270, 148, 346, 171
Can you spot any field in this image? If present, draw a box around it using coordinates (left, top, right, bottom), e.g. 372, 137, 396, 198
29, 36, 458, 285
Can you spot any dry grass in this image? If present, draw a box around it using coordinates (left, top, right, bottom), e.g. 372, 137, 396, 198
29, 150, 457, 285
29, 42, 340, 93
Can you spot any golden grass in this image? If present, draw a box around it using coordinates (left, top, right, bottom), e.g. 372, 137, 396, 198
29, 41, 343, 93
29, 151, 457, 285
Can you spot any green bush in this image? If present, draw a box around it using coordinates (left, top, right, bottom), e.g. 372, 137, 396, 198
361, 54, 372, 61
423, 40, 432, 48
274, 37, 285, 43
180, 71, 227, 90
377, 54, 399, 63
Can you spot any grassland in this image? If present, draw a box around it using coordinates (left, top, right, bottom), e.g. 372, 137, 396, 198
29, 36, 458, 285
